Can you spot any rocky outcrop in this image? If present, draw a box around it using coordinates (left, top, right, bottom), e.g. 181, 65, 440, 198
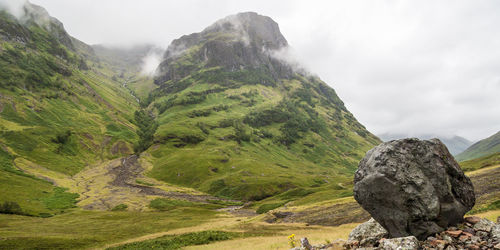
346, 218, 388, 247
353, 138, 475, 240
154, 12, 294, 86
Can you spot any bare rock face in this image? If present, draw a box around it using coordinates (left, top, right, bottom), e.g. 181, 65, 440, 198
354, 138, 475, 240
154, 12, 294, 85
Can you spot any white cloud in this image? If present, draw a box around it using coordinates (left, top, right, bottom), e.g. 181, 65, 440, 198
140, 50, 162, 76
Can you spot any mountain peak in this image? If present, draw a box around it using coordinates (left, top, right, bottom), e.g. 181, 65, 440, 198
204, 12, 288, 49
154, 12, 293, 85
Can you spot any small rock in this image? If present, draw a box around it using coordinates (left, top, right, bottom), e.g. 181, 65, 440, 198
429, 239, 446, 249
473, 218, 495, 232
459, 235, 469, 242
491, 224, 500, 240
443, 234, 454, 244
379, 236, 419, 250
347, 218, 388, 247
446, 230, 462, 237
476, 231, 489, 239
445, 245, 456, 250
462, 231, 473, 237
497, 216, 500, 223
466, 244, 480, 250
300, 237, 312, 250
470, 235, 481, 244
494, 242, 500, 250
465, 216, 481, 224
463, 227, 475, 235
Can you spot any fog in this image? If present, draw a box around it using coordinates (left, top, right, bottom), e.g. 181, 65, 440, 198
6, 0, 500, 141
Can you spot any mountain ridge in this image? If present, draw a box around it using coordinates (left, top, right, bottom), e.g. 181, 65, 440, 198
378, 133, 473, 156
455, 131, 500, 161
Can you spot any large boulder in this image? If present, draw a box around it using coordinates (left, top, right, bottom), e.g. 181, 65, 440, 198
353, 138, 475, 240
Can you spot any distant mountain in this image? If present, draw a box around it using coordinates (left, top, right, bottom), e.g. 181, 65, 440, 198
455, 131, 500, 161
378, 133, 473, 155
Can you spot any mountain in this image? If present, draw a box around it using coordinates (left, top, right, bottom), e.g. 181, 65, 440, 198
378, 133, 473, 155
0, 2, 138, 215
147, 12, 380, 200
455, 131, 500, 161
0, 6, 379, 214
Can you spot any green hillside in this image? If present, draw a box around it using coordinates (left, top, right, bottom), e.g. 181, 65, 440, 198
456, 131, 500, 161
459, 152, 500, 172
144, 12, 380, 201
0, 5, 138, 216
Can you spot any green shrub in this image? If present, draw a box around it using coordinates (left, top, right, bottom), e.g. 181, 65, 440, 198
110, 230, 240, 250
148, 198, 198, 211
134, 110, 158, 153
51, 130, 72, 144
111, 204, 128, 211
0, 201, 24, 215
256, 202, 286, 214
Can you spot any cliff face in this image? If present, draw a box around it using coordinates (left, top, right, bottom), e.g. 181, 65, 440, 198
155, 12, 294, 85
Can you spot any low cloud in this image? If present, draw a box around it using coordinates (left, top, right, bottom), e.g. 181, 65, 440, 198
140, 50, 162, 76
0, 0, 26, 19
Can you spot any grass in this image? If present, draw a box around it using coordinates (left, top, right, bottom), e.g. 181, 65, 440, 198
108, 230, 241, 250
455, 131, 500, 161
148, 198, 222, 211
185, 223, 358, 250
144, 56, 380, 201
459, 152, 500, 172
0, 208, 219, 249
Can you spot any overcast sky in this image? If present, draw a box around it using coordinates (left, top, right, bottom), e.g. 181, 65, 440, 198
9, 0, 500, 141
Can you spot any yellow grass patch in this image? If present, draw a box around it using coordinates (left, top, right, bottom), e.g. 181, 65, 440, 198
466, 164, 500, 177
185, 222, 358, 250
474, 209, 500, 222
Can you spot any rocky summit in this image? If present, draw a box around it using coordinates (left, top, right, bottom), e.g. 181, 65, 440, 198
353, 138, 475, 240
155, 12, 293, 85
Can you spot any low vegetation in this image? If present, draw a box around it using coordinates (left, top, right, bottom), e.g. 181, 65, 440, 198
109, 230, 241, 250
133, 109, 158, 153
459, 152, 500, 172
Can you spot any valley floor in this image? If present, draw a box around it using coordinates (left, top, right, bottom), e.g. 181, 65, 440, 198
1, 165, 499, 249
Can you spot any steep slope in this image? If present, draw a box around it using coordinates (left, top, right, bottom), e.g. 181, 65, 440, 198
378, 133, 473, 155
0, 3, 138, 215
147, 12, 380, 201
456, 131, 500, 161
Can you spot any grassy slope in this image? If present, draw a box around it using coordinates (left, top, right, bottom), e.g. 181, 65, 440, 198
146, 64, 379, 201
0, 208, 217, 249
459, 152, 500, 172
0, 11, 138, 216
455, 131, 500, 161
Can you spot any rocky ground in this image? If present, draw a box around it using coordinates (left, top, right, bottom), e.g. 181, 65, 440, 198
288, 216, 500, 250
14, 154, 236, 211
